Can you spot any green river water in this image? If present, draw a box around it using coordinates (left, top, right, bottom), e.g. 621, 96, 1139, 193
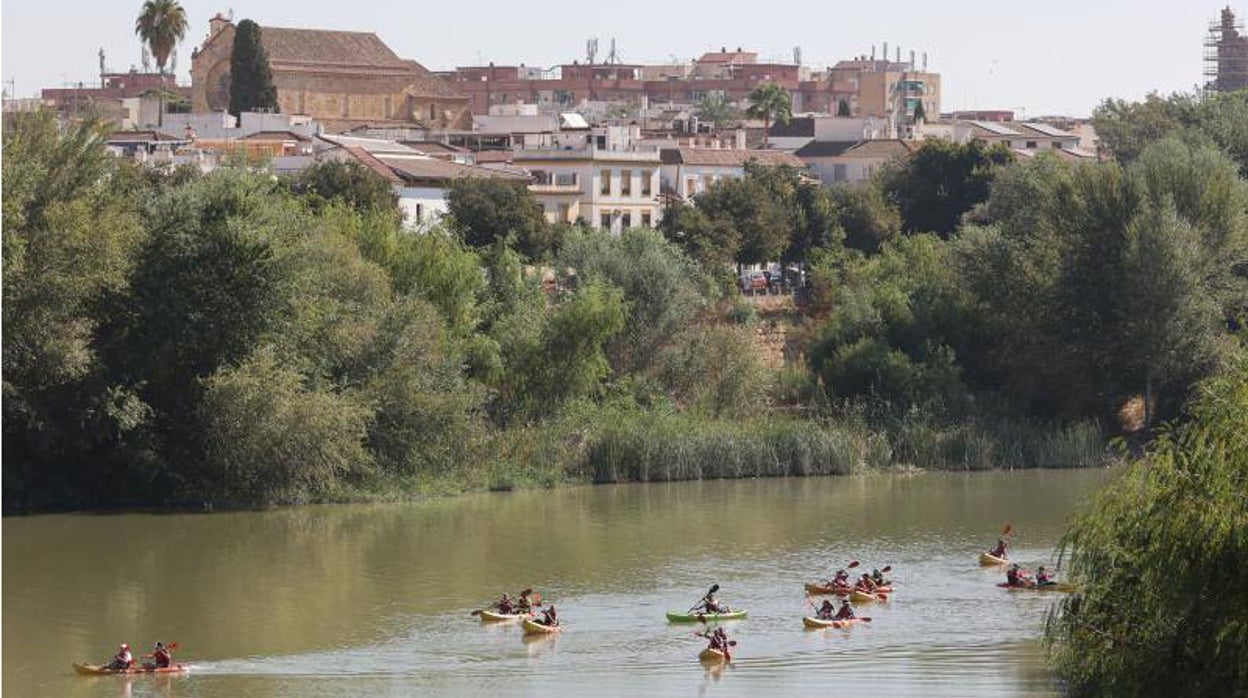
3, 469, 1116, 697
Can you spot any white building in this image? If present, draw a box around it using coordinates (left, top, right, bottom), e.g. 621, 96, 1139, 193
795, 139, 916, 185
512, 122, 662, 232
659, 146, 807, 200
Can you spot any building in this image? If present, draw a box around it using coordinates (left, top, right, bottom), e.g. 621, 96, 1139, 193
512, 123, 662, 232
439, 44, 940, 128
189, 13, 470, 131
41, 70, 190, 124
659, 144, 806, 200
765, 115, 892, 150
318, 134, 530, 225
951, 121, 1083, 154
795, 139, 916, 184
1205, 7, 1248, 94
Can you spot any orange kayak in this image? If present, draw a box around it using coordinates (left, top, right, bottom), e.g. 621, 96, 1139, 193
73, 663, 188, 676
804, 582, 853, 595
980, 552, 1009, 566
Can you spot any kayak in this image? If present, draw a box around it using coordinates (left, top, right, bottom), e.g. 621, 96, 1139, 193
804, 582, 853, 595
698, 648, 730, 663
73, 663, 188, 676
522, 619, 562, 635
980, 552, 1009, 566
803, 616, 866, 629
479, 610, 535, 622
666, 610, 748, 623
998, 582, 1076, 593
849, 590, 882, 603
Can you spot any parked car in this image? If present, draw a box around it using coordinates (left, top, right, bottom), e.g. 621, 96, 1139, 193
740, 271, 768, 293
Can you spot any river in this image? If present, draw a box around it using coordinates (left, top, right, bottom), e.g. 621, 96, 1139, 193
3, 469, 1115, 697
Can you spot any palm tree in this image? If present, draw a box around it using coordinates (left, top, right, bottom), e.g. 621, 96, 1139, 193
746, 83, 792, 148
134, 0, 188, 128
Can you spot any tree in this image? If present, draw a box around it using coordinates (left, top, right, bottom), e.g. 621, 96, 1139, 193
746, 83, 792, 147
880, 139, 1014, 237
830, 183, 901, 254
444, 178, 549, 257
695, 93, 741, 130
290, 160, 398, 218
228, 19, 278, 118
837, 99, 851, 117
1045, 355, 1248, 697
134, 0, 188, 127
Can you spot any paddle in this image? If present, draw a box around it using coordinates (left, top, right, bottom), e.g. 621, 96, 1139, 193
687, 584, 720, 614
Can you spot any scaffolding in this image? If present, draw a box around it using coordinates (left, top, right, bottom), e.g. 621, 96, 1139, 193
1204, 7, 1248, 95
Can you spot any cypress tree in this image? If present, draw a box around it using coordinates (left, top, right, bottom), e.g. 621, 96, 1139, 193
837, 99, 850, 117
228, 19, 278, 118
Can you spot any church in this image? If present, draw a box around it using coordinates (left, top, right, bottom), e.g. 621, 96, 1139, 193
190, 14, 471, 131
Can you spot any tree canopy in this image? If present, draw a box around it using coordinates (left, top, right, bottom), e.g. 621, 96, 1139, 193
228, 19, 278, 117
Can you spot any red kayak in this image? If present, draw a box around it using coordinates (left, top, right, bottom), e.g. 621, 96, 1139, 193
73, 663, 189, 676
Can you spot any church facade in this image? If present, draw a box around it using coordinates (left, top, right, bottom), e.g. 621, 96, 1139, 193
190, 14, 470, 130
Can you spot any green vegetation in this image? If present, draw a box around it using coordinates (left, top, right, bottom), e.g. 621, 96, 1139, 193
228, 19, 278, 117
5, 91, 1248, 514
746, 83, 792, 147
1045, 354, 1248, 697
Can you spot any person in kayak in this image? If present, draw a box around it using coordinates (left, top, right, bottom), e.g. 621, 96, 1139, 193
871, 568, 889, 587
516, 589, 535, 613
1006, 563, 1032, 587
700, 627, 729, 651
1035, 566, 1055, 587
834, 599, 856, 620
537, 605, 559, 627
815, 599, 836, 620
697, 592, 730, 614
105, 643, 133, 671
143, 642, 172, 669
989, 538, 1009, 559
854, 573, 877, 593
496, 593, 515, 614
832, 569, 850, 587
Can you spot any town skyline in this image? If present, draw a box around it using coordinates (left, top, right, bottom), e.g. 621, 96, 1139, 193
1, 0, 1236, 117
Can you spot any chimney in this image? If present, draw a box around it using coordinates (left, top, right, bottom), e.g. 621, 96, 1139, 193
208, 12, 231, 37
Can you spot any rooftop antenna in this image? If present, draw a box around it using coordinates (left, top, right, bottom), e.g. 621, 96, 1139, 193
586, 37, 598, 65
910, 50, 915, 70
171, 50, 178, 73
607, 38, 619, 64
227, 8, 234, 21
871, 45, 876, 60
883, 42, 888, 65
793, 45, 802, 66
923, 52, 928, 71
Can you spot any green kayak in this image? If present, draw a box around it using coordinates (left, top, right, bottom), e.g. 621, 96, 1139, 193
665, 610, 748, 623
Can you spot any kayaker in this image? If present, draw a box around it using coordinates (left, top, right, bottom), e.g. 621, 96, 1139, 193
834, 599, 856, 620
701, 627, 729, 651
539, 605, 559, 627
497, 593, 515, 614
1036, 566, 1055, 587
1006, 563, 1031, 587
105, 643, 133, 671
516, 589, 535, 613
871, 568, 889, 587
854, 573, 877, 593
815, 599, 836, 620
698, 592, 730, 614
833, 569, 850, 587
143, 642, 172, 669
989, 538, 1009, 559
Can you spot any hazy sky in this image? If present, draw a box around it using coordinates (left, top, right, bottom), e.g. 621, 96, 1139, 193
1, 0, 1236, 117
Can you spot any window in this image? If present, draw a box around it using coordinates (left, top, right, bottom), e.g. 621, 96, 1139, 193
384, 95, 392, 118
641, 170, 652, 195
430, 103, 437, 121
621, 212, 632, 229
1002, 140, 1012, 149
558, 203, 571, 222
641, 212, 652, 228
600, 169, 612, 195
555, 173, 578, 187
703, 174, 714, 191
686, 176, 697, 195
531, 169, 551, 185
1026, 141, 1038, 149
621, 169, 632, 195
833, 164, 848, 182
600, 212, 612, 229
341, 93, 349, 118
415, 203, 424, 222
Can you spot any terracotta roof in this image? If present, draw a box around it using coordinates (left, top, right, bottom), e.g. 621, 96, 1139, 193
106, 130, 185, 142
399, 141, 469, 155
242, 130, 312, 142
375, 155, 531, 184
342, 146, 402, 183
841, 140, 917, 159
660, 147, 806, 168
254, 26, 463, 99
794, 140, 858, 158
473, 150, 516, 164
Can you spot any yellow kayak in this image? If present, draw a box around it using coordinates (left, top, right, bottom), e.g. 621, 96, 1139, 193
699, 648, 729, 663
479, 610, 534, 622
980, 552, 1009, 566
803, 616, 866, 629
522, 618, 561, 635
804, 582, 854, 596
849, 589, 881, 603
73, 663, 188, 676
